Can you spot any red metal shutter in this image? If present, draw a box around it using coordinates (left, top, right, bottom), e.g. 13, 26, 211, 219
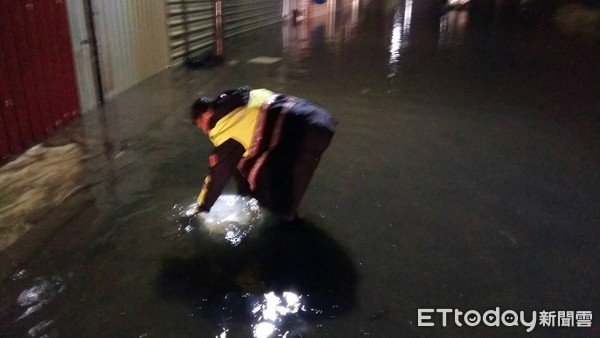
0, 0, 80, 158
0, 0, 26, 153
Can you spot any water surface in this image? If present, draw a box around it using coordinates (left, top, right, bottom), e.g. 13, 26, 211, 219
1, 1, 598, 337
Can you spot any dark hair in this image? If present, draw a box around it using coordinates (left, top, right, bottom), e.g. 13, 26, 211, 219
190, 97, 213, 123
190, 87, 251, 128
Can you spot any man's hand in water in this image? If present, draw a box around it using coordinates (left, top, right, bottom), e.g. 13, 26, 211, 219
187, 204, 208, 217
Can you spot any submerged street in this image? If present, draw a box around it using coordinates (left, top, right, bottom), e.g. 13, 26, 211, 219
1, 1, 598, 337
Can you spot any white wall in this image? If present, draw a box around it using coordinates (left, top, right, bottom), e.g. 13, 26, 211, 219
68, 1, 170, 101
93, 0, 170, 98
66, 0, 99, 113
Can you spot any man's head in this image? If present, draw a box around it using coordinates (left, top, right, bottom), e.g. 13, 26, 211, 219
190, 97, 214, 134
190, 87, 251, 134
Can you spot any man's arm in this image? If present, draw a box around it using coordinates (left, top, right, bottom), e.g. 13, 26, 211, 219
197, 139, 245, 212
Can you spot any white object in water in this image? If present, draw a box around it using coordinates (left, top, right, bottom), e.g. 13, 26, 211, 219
187, 194, 266, 246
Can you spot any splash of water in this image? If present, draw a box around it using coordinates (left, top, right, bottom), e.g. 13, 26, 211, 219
173, 194, 267, 246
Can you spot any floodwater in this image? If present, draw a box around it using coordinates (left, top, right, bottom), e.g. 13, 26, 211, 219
1, 0, 599, 337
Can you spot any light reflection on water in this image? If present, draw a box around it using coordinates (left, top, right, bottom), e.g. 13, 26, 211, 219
28, 320, 55, 337
169, 196, 331, 336
17, 276, 65, 320
250, 291, 303, 338
157, 214, 357, 337
215, 290, 330, 338
438, 9, 469, 48
388, 0, 413, 77
10, 275, 66, 337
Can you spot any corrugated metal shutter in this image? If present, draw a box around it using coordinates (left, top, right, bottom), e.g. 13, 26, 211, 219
222, 0, 282, 39
92, 0, 170, 98
165, 0, 282, 66
166, 0, 215, 65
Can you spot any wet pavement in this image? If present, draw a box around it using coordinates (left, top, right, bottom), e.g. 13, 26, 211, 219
1, 1, 599, 337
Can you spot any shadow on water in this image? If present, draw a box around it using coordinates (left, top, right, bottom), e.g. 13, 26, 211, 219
155, 217, 358, 337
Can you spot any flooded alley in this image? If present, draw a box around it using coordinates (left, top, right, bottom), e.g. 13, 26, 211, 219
1, 0, 599, 337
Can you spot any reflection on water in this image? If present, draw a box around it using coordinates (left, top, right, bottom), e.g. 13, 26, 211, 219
438, 8, 469, 48
218, 290, 306, 338
252, 291, 304, 338
282, 0, 361, 76
157, 218, 357, 337
16, 275, 65, 320
4, 275, 67, 337
27, 319, 55, 337
388, 0, 413, 77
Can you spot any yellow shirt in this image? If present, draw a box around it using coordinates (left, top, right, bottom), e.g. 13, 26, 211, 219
208, 88, 274, 157
198, 89, 273, 205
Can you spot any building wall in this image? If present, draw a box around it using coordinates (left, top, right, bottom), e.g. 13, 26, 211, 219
66, 0, 99, 113
2, 0, 284, 158
91, 0, 170, 98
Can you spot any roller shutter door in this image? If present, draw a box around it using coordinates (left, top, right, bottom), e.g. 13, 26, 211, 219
222, 0, 282, 39
166, 0, 215, 65
166, 0, 282, 65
